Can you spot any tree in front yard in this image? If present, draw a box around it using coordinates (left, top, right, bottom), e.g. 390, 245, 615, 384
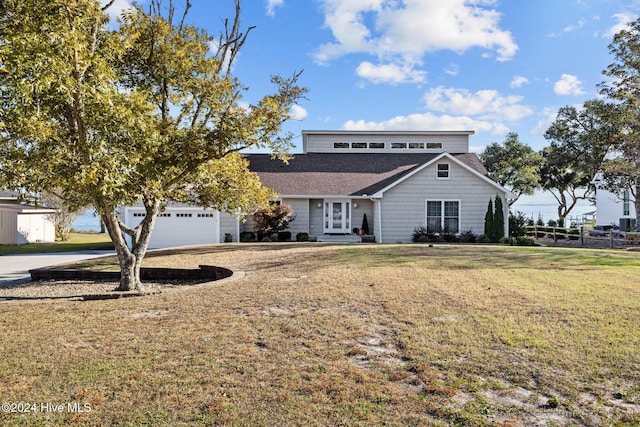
0, 0, 306, 291
253, 203, 295, 239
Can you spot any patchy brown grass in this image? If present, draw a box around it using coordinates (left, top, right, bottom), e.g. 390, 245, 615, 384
1, 243, 639, 426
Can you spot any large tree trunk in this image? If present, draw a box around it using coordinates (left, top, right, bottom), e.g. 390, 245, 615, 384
98, 199, 160, 291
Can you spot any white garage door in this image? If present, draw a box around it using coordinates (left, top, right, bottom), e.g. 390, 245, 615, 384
125, 208, 220, 249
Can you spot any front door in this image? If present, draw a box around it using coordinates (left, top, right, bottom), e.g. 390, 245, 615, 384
324, 200, 351, 233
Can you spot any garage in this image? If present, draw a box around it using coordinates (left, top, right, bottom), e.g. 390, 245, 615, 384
122, 206, 221, 249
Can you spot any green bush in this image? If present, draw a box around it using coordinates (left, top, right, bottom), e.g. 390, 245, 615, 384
458, 229, 477, 243
240, 231, 256, 242
296, 232, 309, 242
224, 233, 232, 243
568, 228, 580, 240
477, 234, 491, 243
277, 231, 292, 241
412, 226, 428, 243
516, 236, 535, 246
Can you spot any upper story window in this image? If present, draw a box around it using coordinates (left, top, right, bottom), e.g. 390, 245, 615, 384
437, 163, 450, 179
331, 140, 445, 151
333, 141, 387, 149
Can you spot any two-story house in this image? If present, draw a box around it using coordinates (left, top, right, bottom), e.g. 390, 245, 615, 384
121, 130, 509, 247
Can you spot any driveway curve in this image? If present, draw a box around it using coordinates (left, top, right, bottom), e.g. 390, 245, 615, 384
0, 251, 115, 286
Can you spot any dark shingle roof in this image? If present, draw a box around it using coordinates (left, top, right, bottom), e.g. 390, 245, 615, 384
245, 152, 487, 196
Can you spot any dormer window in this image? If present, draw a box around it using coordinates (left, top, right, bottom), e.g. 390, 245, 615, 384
437, 163, 450, 179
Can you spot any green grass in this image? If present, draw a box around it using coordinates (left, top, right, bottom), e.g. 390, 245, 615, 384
0, 232, 113, 255
0, 244, 639, 426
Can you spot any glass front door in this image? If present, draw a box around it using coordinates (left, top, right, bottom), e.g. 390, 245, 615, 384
324, 200, 350, 233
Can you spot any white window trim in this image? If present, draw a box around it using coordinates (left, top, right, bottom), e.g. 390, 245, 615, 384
436, 163, 450, 180
425, 200, 461, 234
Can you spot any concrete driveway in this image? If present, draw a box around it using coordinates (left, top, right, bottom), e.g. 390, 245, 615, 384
0, 251, 115, 286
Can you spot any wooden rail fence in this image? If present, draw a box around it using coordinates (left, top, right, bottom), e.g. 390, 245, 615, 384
525, 226, 640, 248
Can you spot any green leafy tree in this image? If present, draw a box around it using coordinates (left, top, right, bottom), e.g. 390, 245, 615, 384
0, 0, 306, 290
598, 17, 640, 225
541, 101, 613, 224
480, 132, 542, 205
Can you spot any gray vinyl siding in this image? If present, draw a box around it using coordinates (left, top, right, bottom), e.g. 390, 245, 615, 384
281, 198, 309, 238
304, 133, 469, 154
352, 200, 374, 234
219, 212, 238, 242
380, 161, 507, 243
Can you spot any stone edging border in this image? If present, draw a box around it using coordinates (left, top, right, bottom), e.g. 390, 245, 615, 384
1, 267, 242, 303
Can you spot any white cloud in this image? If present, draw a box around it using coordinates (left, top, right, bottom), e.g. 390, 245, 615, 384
266, 0, 284, 17
601, 12, 636, 38
288, 104, 308, 121
356, 61, 426, 84
563, 18, 587, 33
445, 64, 460, 76
510, 75, 529, 88
314, 0, 517, 84
532, 107, 558, 136
341, 112, 508, 135
423, 86, 533, 121
553, 74, 585, 96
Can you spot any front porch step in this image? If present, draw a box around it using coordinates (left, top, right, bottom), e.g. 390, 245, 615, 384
316, 234, 362, 243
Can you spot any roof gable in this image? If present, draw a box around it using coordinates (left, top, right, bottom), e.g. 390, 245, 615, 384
246, 152, 491, 197
371, 152, 506, 197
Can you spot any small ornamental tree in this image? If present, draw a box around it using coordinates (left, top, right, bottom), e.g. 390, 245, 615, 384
484, 199, 494, 240
484, 196, 506, 243
361, 213, 369, 235
493, 195, 505, 242
253, 203, 295, 236
40, 191, 86, 241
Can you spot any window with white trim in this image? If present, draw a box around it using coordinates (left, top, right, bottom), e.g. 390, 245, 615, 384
426, 200, 459, 234
436, 163, 450, 179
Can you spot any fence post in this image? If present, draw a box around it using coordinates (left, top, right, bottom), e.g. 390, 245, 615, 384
553, 227, 557, 243
580, 226, 584, 246
610, 231, 614, 249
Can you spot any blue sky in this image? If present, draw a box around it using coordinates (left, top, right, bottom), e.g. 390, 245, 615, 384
104, 0, 639, 155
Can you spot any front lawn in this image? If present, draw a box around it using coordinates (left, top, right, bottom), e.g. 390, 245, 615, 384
0, 233, 113, 255
0, 244, 638, 426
